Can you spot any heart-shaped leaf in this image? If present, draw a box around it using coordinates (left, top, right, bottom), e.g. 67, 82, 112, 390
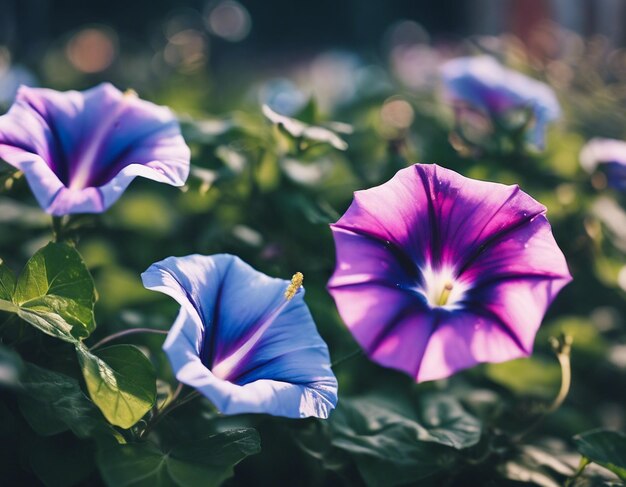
76, 344, 157, 429
574, 429, 626, 480
18, 362, 112, 439
97, 428, 261, 487
329, 393, 481, 487
1, 242, 96, 342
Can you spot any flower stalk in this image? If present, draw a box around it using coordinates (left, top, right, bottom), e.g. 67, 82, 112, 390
513, 333, 573, 442
90, 327, 169, 351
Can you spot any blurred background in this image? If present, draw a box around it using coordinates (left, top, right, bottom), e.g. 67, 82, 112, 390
1, 0, 625, 112
2, 1, 626, 485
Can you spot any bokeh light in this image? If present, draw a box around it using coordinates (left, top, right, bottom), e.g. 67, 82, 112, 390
66, 26, 118, 73
204, 0, 251, 42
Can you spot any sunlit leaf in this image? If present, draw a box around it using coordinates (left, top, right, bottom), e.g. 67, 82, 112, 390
76, 344, 157, 429
0, 259, 16, 301
12, 242, 96, 341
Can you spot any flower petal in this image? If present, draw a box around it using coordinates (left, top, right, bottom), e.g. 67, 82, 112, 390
333, 166, 434, 267
142, 254, 337, 419
415, 310, 529, 382
0, 83, 190, 215
440, 56, 560, 147
460, 212, 571, 286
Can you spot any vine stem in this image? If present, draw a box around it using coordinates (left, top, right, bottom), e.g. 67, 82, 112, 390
90, 328, 169, 351
546, 337, 572, 414
51, 216, 65, 242
513, 334, 573, 442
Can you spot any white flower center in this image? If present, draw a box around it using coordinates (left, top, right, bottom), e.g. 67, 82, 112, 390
420, 265, 468, 309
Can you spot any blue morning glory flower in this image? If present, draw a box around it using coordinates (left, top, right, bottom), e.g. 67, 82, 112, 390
440, 56, 560, 148
0, 83, 190, 215
142, 254, 338, 419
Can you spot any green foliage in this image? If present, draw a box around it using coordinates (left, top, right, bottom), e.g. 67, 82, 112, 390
76, 344, 157, 429
97, 429, 261, 487
0, 242, 96, 342
0, 258, 16, 301
18, 362, 112, 439
574, 430, 626, 481
329, 393, 481, 486
1, 23, 626, 486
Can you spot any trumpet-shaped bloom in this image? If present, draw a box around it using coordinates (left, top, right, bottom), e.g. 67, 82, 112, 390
328, 164, 571, 382
580, 138, 626, 191
142, 254, 338, 418
440, 56, 560, 148
0, 83, 190, 215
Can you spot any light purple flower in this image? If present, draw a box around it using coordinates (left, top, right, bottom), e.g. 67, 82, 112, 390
328, 164, 571, 382
580, 138, 626, 191
0, 83, 190, 215
440, 56, 560, 148
142, 254, 338, 418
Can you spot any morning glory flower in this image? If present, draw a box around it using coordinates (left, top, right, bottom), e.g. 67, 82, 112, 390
0, 83, 190, 215
440, 56, 560, 148
142, 254, 338, 418
580, 138, 626, 191
328, 164, 571, 382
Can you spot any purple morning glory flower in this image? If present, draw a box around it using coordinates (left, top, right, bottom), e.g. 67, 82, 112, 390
440, 56, 560, 148
0, 83, 190, 215
142, 254, 338, 418
328, 164, 571, 382
580, 138, 626, 191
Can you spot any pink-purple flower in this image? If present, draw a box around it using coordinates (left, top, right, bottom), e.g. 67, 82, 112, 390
440, 56, 560, 148
580, 138, 626, 191
328, 164, 571, 382
142, 254, 338, 418
0, 83, 190, 215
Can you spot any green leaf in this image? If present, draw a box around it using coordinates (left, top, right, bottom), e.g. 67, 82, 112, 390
18, 362, 111, 439
262, 104, 348, 151
0, 259, 18, 314
329, 393, 481, 487
76, 343, 157, 429
574, 429, 626, 480
12, 242, 96, 342
97, 428, 261, 487
0, 258, 16, 300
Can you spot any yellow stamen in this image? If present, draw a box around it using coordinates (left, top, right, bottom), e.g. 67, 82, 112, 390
284, 272, 304, 300
124, 88, 138, 98
437, 282, 454, 306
